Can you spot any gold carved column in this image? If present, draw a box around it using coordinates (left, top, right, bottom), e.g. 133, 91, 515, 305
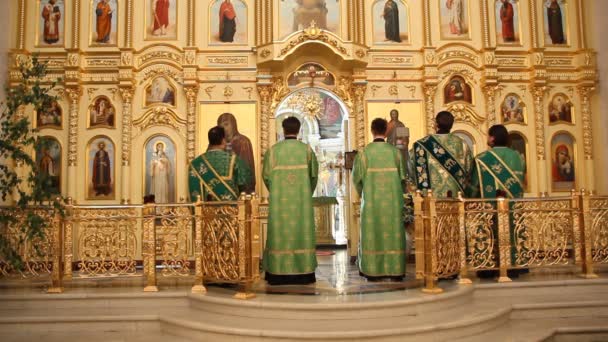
185, 85, 199, 162
423, 84, 438, 134
578, 86, 596, 192
483, 85, 499, 127
65, 87, 82, 199
351, 82, 367, 150
119, 87, 134, 203
257, 84, 272, 157
532, 86, 549, 195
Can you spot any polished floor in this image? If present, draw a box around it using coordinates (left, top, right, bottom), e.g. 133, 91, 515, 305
248, 249, 422, 296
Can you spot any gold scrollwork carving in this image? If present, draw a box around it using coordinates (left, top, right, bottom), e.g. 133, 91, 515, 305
259, 49, 271, 58
138, 51, 182, 66
352, 83, 367, 150
204, 85, 215, 99
223, 85, 234, 98
185, 85, 199, 162
119, 87, 134, 165
121, 52, 132, 66
434, 202, 461, 277
531, 86, 550, 160
257, 84, 272, 156
65, 87, 82, 167
370, 85, 382, 97
590, 198, 608, 263
511, 200, 573, 267
483, 85, 500, 126
388, 85, 398, 96
423, 84, 437, 133
155, 206, 193, 276
0, 209, 57, 278
464, 201, 497, 269
201, 204, 240, 281
74, 208, 139, 277
448, 103, 485, 126
279, 23, 349, 58
133, 106, 187, 133
577, 86, 595, 160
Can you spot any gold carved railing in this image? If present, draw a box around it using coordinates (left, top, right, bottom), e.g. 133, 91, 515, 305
0, 207, 63, 293
0, 195, 261, 298
65, 204, 140, 279
416, 190, 607, 293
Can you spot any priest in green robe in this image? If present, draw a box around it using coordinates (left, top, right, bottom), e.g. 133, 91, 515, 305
469, 125, 525, 199
410, 111, 473, 198
188, 126, 252, 201
262, 117, 319, 285
469, 124, 526, 278
353, 118, 407, 281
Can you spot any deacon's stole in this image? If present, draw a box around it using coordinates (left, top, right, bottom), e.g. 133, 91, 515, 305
413, 135, 467, 195
189, 153, 238, 201
474, 150, 524, 199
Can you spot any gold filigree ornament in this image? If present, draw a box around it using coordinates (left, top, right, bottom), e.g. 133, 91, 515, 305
446, 103, 485, 126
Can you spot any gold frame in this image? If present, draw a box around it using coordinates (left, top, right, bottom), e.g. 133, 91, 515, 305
492, 0, 524, 47
34, 100, 64, 130
197, 101, 260, 192
547, 92, 575, 126
507, 130, 530, 192
35, 0, 67, 48
89, 0, 119, 47
541, 0, 571, 48
35, 135, 63, 196
276, 0, 343, 42
85, 135, 116, 200
365, 100, 425, 144
443, 75, 475, 106
286, 62, 337, 89
371, 0, 412, 46
439, 0, 472, 41
550, 130, 577, 193
142, 134, 177, 203
208, 0, 249, 46
87, 95, 117, 129
500, 92, 527, 125
144, 0, 179, 41
143, 76, 178, 108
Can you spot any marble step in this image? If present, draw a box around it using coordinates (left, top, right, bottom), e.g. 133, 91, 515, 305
454, 317, 608, 342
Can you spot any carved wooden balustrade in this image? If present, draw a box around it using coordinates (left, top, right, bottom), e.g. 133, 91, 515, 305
415, 190, 607, 293
0, 195, 261, 298
2, 192, 606, 296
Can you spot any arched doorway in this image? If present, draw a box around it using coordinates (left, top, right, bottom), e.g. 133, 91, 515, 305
274, 87, 350, 245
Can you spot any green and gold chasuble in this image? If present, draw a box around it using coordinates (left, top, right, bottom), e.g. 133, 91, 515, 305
469, 147, 526, 268
188, 150, 252, 201
469, 147, 525, 199
262, 139, 319, 276
410, 134, 473, 198
353, 141, 407, 277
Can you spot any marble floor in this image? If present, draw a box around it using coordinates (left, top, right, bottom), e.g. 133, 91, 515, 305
247, 249, 422, 296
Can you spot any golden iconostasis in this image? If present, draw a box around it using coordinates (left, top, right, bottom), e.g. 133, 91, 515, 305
7, 0, 599, 204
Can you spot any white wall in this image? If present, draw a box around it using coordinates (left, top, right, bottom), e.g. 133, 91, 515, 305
587, 0, 608, 194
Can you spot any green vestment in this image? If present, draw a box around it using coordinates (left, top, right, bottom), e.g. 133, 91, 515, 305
469, 146, 526, 268
262, 139, 319, 277
353, 141, 407, 277
188, 150, 252, 201
469, 147, 525, 199
410, 133, 473, 198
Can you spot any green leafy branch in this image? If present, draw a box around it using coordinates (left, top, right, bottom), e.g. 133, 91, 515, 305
0, 54, 64, 271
